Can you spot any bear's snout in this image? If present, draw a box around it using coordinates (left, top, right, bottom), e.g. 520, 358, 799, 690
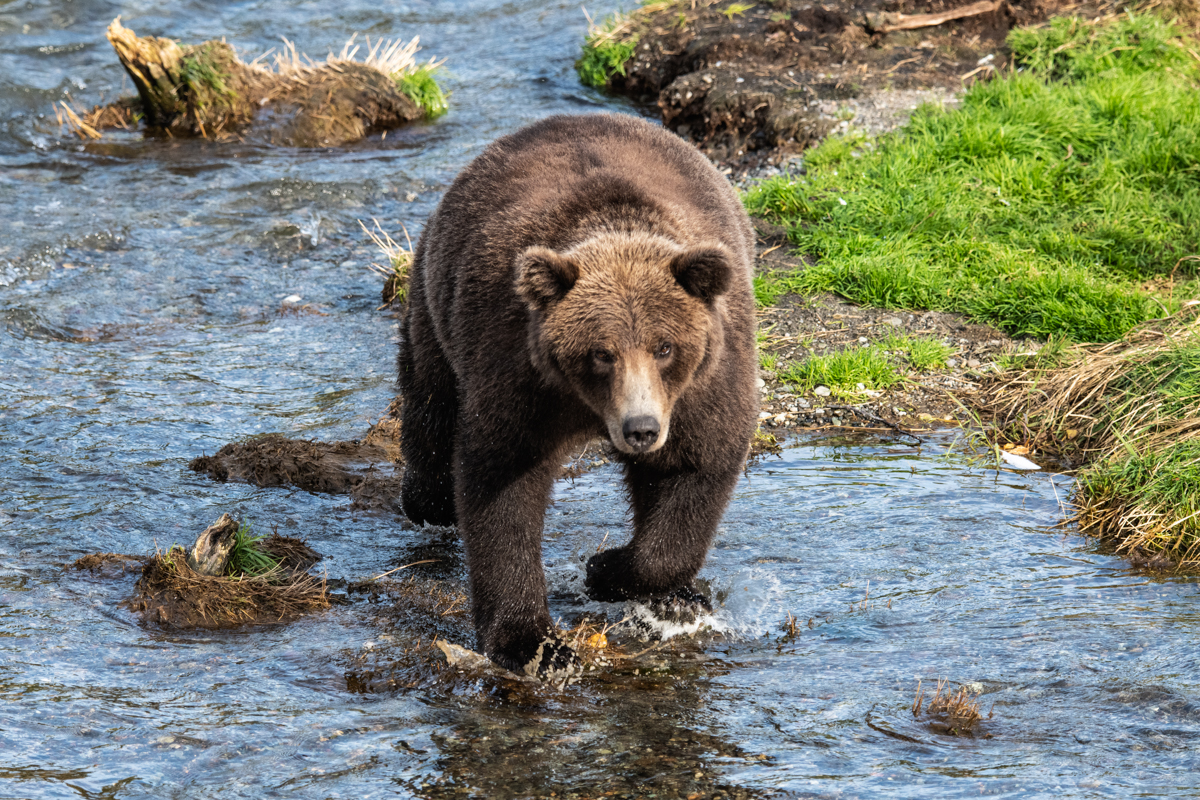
622, 415, 660, 451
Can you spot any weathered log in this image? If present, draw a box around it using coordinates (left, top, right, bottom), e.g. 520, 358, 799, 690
186, 513, 240, 577
865, 0, 1004, 34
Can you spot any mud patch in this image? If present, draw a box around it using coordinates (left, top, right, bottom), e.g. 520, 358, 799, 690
68, 552, 146, 577
597, 0, 1082, 172
189, 423, 402, 512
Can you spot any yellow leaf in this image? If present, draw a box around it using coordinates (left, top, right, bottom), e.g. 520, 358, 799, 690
586, 632, 608, 649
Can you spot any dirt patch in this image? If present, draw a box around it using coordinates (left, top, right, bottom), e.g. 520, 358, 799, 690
598, 0, 1085, 173
123, 533, 328, 629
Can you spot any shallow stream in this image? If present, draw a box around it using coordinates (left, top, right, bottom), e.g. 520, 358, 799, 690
3, 1, 1200, 798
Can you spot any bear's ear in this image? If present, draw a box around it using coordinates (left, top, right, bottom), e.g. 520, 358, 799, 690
670, 246, 732, 303
516, 246, 579, 310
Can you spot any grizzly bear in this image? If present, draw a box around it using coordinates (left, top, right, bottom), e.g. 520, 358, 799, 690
398, 113, 758, 677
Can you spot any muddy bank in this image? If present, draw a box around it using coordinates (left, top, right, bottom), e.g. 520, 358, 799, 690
62, 19, 444, 146
586, 0, 1077, 172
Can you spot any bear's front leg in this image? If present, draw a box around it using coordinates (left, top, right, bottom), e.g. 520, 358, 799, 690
585, 460, 741, 606
455, 429, 580, 678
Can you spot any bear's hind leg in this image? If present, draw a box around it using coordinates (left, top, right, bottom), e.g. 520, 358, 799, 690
398, 301, 458, 528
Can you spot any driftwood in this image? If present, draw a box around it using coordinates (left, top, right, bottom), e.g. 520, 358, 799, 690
66, 18, 439, 146
186, 513, 240, 576
865, 0, 1004, 34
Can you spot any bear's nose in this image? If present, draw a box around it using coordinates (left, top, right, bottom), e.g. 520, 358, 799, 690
622, 415, 660, 451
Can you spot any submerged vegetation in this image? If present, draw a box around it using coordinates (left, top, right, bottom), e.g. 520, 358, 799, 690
745, 12, 1200, 343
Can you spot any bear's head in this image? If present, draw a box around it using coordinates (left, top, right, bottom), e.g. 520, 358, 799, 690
516, 232, 732, 455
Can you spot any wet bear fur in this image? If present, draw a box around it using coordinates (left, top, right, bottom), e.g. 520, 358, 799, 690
398, 113, 758, 676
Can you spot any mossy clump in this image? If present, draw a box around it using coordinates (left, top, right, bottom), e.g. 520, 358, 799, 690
743, 11, 1200, 343
125, 528, 326, 628
66, 19, 447, 146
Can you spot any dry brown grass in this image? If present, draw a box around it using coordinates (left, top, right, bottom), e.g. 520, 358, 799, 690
123, 534, 328, 628
360, 218, 413, 307
912, 679, 992, 736
978, 305, 1200, 563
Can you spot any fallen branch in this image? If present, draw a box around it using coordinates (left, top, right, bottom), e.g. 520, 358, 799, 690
865, 0, 1004, 34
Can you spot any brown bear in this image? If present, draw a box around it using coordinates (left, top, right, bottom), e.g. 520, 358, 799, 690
398, 113, 758, 677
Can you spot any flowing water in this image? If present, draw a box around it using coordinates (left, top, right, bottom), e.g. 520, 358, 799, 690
3, 1, 1200, 798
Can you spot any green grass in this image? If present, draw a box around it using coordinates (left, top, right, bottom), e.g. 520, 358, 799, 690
227, 522, 281, 578
1078, 439, 1200, 559
722, 2, 755, 18
779, 345, 904, 398
396, 65, 448, 119
883, 333, 955, 371
577, 33, 639, 88
743, 12, 1200, 343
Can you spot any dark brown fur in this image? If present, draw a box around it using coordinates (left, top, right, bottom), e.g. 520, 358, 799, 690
398, 114, 758, 674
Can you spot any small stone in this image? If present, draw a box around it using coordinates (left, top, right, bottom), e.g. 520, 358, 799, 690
758, 411, 771, 420
967, 359, 981, 369
883, 317, 903, 326
755, 377, 766, 390
814, 385, 832, 397
814, 408, 825, 415
857, 337, 868, 344
946, 358, 959, 368
856, 383, 865, 392
283, 294, 302, 304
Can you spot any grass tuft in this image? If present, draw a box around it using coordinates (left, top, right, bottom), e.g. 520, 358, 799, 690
227, 521, 281, 579
779, 345, 903, 398
980, 307, 1200, 563
577, 29, 639, 88
395, 64, 448, 119
361, 219, 414, 306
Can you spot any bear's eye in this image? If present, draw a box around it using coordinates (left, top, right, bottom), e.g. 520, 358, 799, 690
591, 348, 616, 365
655, 342, 672, 359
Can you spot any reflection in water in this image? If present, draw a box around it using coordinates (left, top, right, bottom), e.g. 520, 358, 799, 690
3, 0, 1200, 797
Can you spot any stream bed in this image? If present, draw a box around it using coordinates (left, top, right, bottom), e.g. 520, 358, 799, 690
3, 1, 1200, 798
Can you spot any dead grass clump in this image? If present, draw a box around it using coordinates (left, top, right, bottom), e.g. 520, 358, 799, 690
124, 533, 327, 628
912, 679, 992, 737
979, 305, 1200, 564
360, 219, 413, 307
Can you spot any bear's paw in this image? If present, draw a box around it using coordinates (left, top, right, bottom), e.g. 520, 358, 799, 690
643, 584, 713, 627
520, 635, 583, 686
